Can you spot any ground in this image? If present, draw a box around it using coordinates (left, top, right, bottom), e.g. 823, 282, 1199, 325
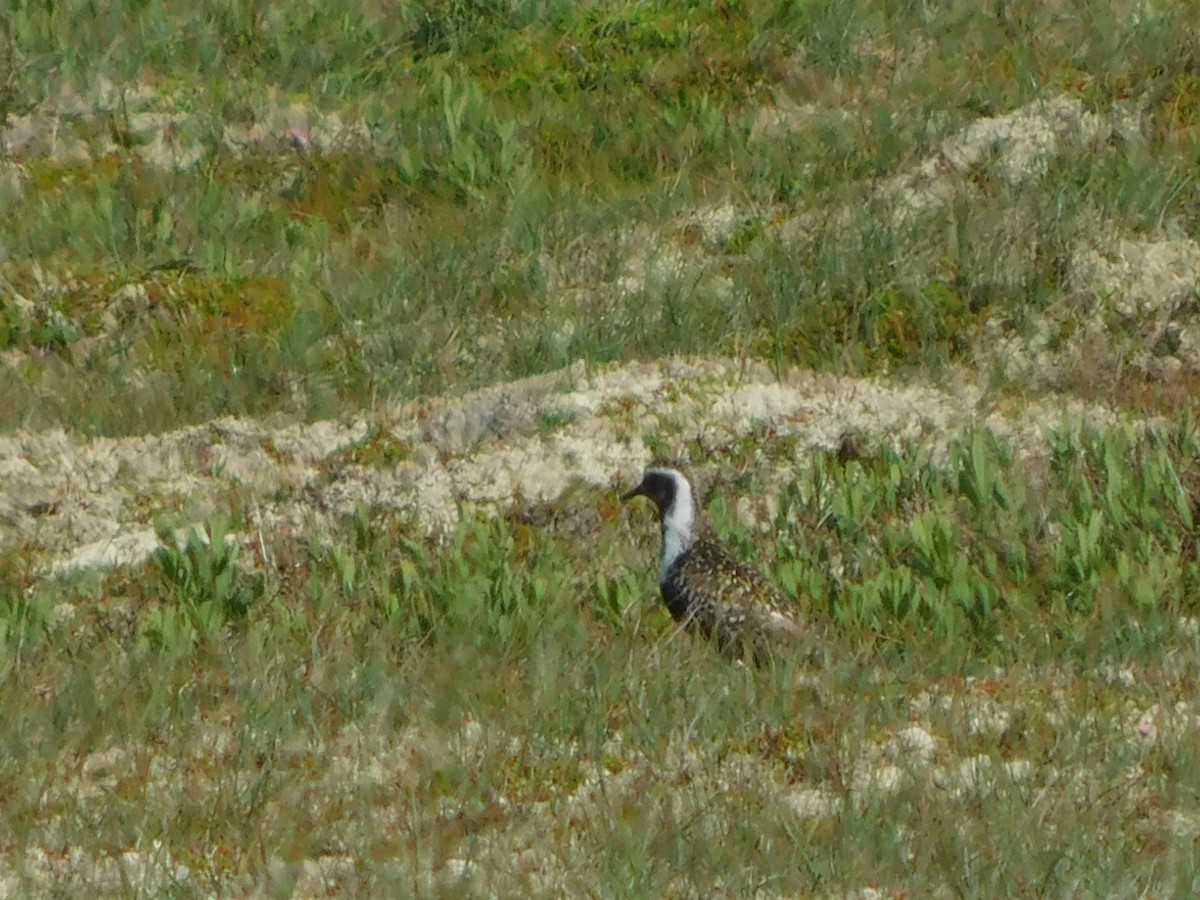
3, 2, 1200, 896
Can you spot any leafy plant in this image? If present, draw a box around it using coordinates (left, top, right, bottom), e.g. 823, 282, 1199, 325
148, 518, 261, 648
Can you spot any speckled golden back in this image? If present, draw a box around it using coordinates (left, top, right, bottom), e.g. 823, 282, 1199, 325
663, 535, 810, 660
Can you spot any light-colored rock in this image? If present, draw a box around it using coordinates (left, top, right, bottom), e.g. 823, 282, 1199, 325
782, 786, 842, 820
885, 725, 939, 765
887, 95, 1141, 224
966, 700, 1011, 739
852, 762, 905, 800
1069, 237, 1200, 321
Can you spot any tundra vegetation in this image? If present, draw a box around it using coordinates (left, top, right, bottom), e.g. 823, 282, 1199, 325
3, 1, 1200, 895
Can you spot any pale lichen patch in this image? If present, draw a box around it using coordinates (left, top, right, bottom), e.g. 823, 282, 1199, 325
3, 356, 1151, 577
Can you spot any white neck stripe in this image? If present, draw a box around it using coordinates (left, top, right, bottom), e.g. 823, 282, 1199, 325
659, 471, 695, 580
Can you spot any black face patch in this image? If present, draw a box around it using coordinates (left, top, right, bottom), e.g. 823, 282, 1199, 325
620, 469, 679, 514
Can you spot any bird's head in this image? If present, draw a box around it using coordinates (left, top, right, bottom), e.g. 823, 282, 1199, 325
621, 466, 695, 530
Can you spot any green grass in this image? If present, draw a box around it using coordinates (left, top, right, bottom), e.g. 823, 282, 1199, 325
2, 1, 1199, 432
5, 0, 1200, 894
5, 427, 1200, 893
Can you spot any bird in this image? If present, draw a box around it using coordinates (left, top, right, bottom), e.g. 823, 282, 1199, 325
621, 466, 812, 662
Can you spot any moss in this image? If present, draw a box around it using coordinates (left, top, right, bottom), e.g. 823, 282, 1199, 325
536, 409, 577, 433
259, 439, 294, 466
176, 273, 295, 334
23, 154, 125, 192
215, 151, 420, 225
765, 280, 980, 375
339, 429, 414, 468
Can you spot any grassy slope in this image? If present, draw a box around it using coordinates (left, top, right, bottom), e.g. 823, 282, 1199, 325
3, 0, 1200, 895
3, 0, 1197, 434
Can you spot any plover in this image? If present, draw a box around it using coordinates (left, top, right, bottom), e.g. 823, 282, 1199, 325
621, 466, 811, 662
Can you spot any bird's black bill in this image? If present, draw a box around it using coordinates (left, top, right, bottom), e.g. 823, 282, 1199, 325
620, 482, 645, 502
